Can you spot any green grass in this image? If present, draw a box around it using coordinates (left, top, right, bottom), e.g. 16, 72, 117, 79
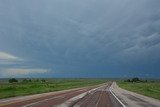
117, 81, 160, 100
0, 78, 106, 99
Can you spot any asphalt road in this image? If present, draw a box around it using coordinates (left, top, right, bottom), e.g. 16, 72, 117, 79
0, 82, 123, 107
0, 88, 92, 107
66, 82, 122, 107
1, 82, 160, 107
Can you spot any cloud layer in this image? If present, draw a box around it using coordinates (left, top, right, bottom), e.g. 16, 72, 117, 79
0, 0, 160, 78
0, 52, 19, 60
1, 68, 48, 77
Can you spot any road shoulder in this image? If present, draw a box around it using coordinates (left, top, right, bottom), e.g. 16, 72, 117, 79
111, 82, 160, 107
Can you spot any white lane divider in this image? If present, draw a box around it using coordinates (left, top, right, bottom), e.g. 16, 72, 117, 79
95, 91, 103, 107
57, 92, 87, 107
109, 84, 126, 107
57, 85, 105, 107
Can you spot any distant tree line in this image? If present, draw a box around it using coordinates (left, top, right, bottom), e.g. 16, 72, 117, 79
124, 77, 148, 83
22, 79, 32, 83
9, 78, 46, 83
9, 78, 18, 83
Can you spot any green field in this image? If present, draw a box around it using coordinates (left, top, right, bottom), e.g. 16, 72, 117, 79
117, 81, 160, 100
0, 78, 106, 99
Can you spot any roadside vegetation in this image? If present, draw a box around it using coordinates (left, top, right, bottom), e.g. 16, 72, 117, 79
0, 78, 106, 99
117, 78, 160, 100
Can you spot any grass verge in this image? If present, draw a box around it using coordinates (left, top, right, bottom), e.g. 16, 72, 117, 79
117, 81, 160, 100
0, 78, 106, 99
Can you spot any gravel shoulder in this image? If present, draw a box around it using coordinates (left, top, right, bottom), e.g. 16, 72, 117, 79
111, 82, 160, 107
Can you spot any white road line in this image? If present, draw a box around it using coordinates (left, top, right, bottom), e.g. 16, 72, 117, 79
96, 84, 110, 107
57, 85, 106, 107
95, 91, 103, 107
76, 91, 95, 107
77, 85, 105, 106
57, 92, 87, 107
109, 85, 126, 107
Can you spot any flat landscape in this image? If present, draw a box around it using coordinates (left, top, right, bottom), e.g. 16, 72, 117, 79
0, 81, 123, 107
0, 79, 160, 107
0, 0, 160, 107
0, 79, 106, 99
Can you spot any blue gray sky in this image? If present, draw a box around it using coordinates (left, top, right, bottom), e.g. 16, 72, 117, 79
0, 0, 160, 78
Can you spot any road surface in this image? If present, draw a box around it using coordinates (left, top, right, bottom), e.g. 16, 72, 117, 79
111, 82, 160, 107
0, 82, 122, 107
0, 87, 93, 107
0, 82, 160, 107
58, 82, 122, 107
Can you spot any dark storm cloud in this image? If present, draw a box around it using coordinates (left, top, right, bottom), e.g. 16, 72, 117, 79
0, 0, 160, 78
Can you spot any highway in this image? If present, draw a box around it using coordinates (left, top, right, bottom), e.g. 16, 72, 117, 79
0, 82, 123, 107
65, 82, 122, 107
0, 87, 92, 107
1, 82, 159, 107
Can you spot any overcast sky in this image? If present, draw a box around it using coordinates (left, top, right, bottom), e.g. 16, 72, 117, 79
0, 0, 160, 78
